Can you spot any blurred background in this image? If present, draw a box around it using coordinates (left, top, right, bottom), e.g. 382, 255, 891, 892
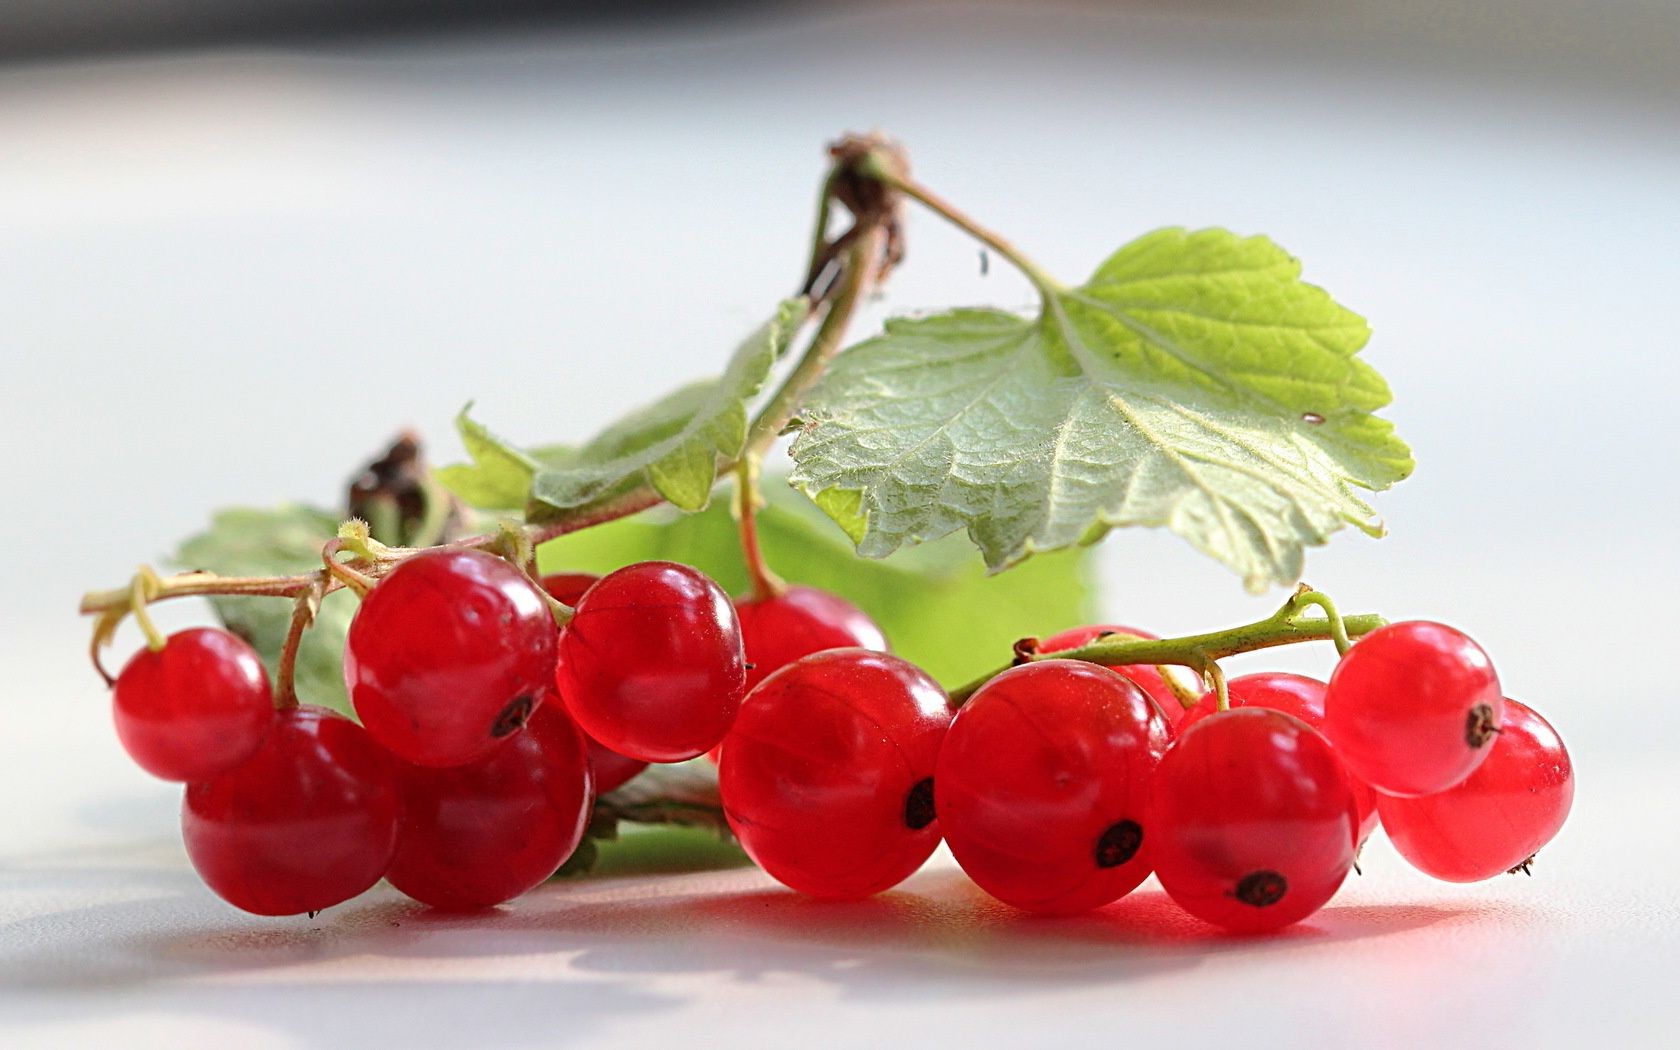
2, 1, 1677, 1045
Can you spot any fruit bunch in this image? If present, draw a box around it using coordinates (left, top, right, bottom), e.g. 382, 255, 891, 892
105, 546, 886, 917
104, 546, 1572, 932
79, 131, 1566, 935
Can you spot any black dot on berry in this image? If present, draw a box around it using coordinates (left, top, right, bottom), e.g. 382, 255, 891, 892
491, 694, 536, 738
1232, 870, 1288, 908
1093, 819, 1143, 869
1465, 702, 1499, 748
903, 777, 936, 830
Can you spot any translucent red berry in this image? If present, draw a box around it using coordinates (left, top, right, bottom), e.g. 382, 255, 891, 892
1377, 698, 1573, 881
719, 649, 951, 899
1180, 672, 1379, 844
387, 704, 594, 909
937, 660, 1170, 914
1040, 624, 1194, 724
1324, 621, 1503, 796
543, 570, 647, 791
182, 705, 401, 916
735, 585, 887, 692
540, 572, 599, 607
556, 561, 746, 763
344, 548, 556, 767
1148, 708, 1359, 933
112, 628, 275, 782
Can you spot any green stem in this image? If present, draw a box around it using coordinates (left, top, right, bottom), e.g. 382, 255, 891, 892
948, 592, 1385, 706
856, 151, 1066, 297
747, 227, 883, 456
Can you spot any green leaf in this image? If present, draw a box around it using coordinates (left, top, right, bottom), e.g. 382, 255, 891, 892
535, 477, 1095, 686
523, 298, 809, 515
174, 505, 356, 715
434, 406, 575, 512
788, 228, 1414, 592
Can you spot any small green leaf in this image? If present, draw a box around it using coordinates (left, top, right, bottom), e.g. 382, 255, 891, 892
789, 228, 1414, 592
535, 477, 1095, 685
434, 406, 574, 512
175, 505, 356, 715
526, 298, 809, 514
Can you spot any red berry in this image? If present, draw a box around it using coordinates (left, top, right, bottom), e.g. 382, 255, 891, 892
182, 705, 401, 916
387, 704, 594, 909
556, 561, 746, 763
735, 585, 887, 692
937, 660, 1170, 914
584, 736, 647, 794
1180, 672, 1379, 844
112, 628, 275, 782
540, 572, 599, 607
1377, 698, 1573, 881
1324, 621, 1503, 796
543, 571, 647, 790
1040, 624, 1194, 724
1148, 709, 1359, 933
719, 649, 951, 899
344, 548, 557, 767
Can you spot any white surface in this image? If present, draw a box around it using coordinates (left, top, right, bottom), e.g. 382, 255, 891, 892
3, 4, 1678, 1047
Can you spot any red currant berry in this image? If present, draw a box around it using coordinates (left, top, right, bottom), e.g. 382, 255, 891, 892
1324, 621, 1503, 797
387, 704, 594, 909
584, 735, 647, 794
937, 660, 1170, 914
1179, 672, 1379, 844
182, 705, 401, 916
112, 628, 275, 782
1040, 624, 1194, 724
719, 649, 951, 899
543, 570, 647, 791
556, 561, 746, 763
735, 585, 887, 692
344, 548, 556, 767
540, 572, 599, 607
1148, 708, 1359, 933
1377, 698, 1573, 882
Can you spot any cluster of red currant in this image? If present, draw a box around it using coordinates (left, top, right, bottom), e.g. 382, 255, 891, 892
108, 547, 1572, 932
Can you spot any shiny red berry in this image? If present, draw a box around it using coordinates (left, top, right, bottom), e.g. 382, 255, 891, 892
1180, 672, 1379, 844
1324, 621, 1503, 796
112, 628, 275, 782
584, 736, 647, 794
387, 704, 594, 909
345, 548, 557, 767
1040, 624, 1194, 724
182, 705, 401, 916
735, 585, 887, 692
1148, 708, 1359, 933
937, 660, 1170, 914
1377, 698, 1573, 881
719, 649, 951, 899
540, 572, 599, 607
543, 571, 647, 791
556, 561, 746, 763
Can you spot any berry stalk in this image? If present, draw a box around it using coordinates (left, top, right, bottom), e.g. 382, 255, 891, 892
947, 590, 1386, 706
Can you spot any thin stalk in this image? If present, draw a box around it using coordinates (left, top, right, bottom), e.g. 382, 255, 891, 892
856, 151, 1065, 297
949, 592, 1385, 706
272, 591, 317, 711
735, 458, 786, 602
